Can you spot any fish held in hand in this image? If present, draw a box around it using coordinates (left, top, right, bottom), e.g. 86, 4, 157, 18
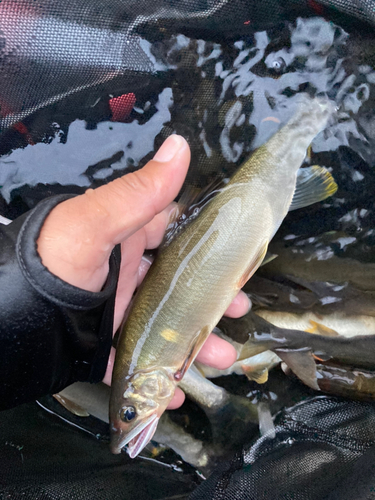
109, 95, 337, 456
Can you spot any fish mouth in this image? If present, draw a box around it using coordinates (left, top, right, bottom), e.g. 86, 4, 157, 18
111, 414, 159, 457
127, 415, 159, 458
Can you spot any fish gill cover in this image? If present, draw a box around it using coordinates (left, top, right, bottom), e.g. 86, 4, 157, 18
1, 1, 375, 499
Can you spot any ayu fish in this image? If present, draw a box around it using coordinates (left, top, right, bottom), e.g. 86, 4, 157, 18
314, 364, 375, 401
109, 95, 337, 456
54, 382, 213, 469
235, 310, 375, 390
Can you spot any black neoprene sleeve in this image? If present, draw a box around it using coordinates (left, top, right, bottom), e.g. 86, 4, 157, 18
0, 194, 121, 410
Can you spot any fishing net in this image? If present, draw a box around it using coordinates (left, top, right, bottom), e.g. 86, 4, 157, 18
190, 397, 375, 500
1, 0, 375, 498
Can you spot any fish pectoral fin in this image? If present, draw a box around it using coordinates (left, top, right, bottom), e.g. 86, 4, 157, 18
289, 165, 338, 211
241, 365, 269, 384
239, 341, 271, 360
174, 326, 211, 381
53, 393, 90, 417
260, 252, 278, 267
161, 179, 225, 248
305, 320, 340, 337
275, 347, 320, 391
238, 241, 269, 289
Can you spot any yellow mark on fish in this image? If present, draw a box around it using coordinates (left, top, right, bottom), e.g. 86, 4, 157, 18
160, 328, 180, 342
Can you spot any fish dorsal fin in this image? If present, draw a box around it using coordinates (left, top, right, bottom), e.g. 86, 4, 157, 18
305, 320, 340, 337
275, 347, 320, 390
161, 178, 226, 248
289, 166, 338, 211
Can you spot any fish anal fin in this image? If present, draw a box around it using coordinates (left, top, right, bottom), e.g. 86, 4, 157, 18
237, 242, 269, 289
174, 326, 211, 381
305, 320, 340, 337
53, 393, 90, 417
275, 348, 320, 391
289, 165, 338, 211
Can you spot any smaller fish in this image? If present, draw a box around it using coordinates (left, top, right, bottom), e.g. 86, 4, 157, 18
245, 234, 375, 318
179, 366, 259, 451
256, 310, 375, 338
55, 382, 213, 469
195, 326, 280, 384
223, 311, 375, 390
283, 362, 375, 401
262, 232, 375, 293
315, 364, 375, 401
195, 350, 280, 384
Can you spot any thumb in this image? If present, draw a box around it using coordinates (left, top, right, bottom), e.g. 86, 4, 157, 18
82, 134, 190, 246
37, 135, 190, 291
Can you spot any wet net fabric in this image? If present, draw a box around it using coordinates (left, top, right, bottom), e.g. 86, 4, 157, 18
2, 396, 375, 499
190, 397, 375, 500
0, 0, 371, 136
1, 0, 375, 499
0, 400, 199, 499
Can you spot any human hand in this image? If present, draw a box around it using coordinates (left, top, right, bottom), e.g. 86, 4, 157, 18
37, 135, 251, 408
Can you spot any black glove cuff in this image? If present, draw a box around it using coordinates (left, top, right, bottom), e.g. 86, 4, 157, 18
0, 195, 121, 410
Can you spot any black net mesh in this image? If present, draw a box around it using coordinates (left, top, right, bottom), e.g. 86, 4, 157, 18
190, 397, 375, 500
0, 400, 200, 499
1, 0, 375, 498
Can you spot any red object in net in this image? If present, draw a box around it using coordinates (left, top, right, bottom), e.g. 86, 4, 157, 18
109, 93, 136, 122
308, 0, 325, 16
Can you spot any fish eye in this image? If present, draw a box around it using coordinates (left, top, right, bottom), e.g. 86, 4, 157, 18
120, 406, 136, 422
271, 57, 286, 72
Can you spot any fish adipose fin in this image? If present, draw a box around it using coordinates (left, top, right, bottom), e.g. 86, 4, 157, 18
162, 178, 226, 248
275, 348, 320, 391
53, 393, 90, 417
289, 165, 338, 211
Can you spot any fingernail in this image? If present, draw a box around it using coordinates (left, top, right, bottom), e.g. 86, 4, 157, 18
153, 135, 185, 162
